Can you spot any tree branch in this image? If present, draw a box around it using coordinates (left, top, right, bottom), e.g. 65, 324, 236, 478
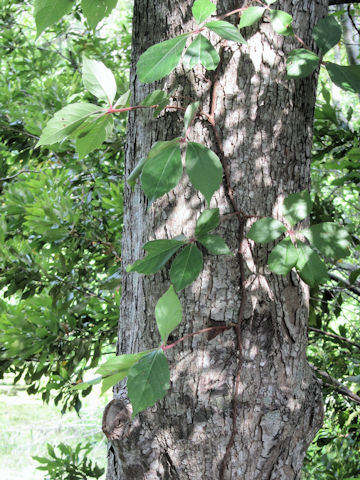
311, 365, 360, 405
347, 4, 360, 36
329, 271, 360, 297
0, 169, 41, 182
309, 326, 360, 350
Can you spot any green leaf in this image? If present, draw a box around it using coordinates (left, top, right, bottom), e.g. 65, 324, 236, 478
269, 10, 294, 36
183, 101, 200, 133
0, 216, 6, 244
33, 456, 50, 465
296, 241, 329, 287
127, 157, 147, 189
205, 20, 247, 44
76, 115, 114, 159
302, 223, 351, 259
326, 63, 360, 94
34, 0, 74, 38
185, 142, 223, 204
101, 373, 127, 395
197, 234, 231, 255
192, 0, 216, 24
349, 269, 360, 285
265, 0, 277, 4
127, 349, 170, 417
113, 90, 131, 108
312, 16, 342, 54
286, 49, 320, 79
344, 375, 360, 384
283, 190, 312, 227
183, 34, 220, 70
247, 218, 286, 244
195, 208, 220, 237
141, 90, 168, 107
268, 237, 298, 275
47, 444, 56, 458
170, 244, 203, 291
239, 7, 265, 28
72, 377, 101, 390
155, 285, 182, 344
36, 103, 102, 147
81, 0, 117, 30
153, 98, 170, 117
141, 140, 182, 202
126, 239, 185, 274
137, 34, 190, 83
96, 351, 152, 377
82, 56, 117, 105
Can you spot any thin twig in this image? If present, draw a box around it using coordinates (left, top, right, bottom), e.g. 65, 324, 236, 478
162, 325, 234, 351
206, 47, 249, 480
0, 169, 41, 182
329, 271, 360, 297
309, 327, 360, 350
311, 365, 360, 405
347, 5, 360, 36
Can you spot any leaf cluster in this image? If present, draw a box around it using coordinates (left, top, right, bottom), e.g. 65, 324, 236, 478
33, 442, 104, 480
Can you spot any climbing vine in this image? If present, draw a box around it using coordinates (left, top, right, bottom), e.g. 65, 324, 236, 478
35, 0, 357, 446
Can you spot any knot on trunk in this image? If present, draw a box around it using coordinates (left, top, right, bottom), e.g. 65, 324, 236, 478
102, 399, 132, 440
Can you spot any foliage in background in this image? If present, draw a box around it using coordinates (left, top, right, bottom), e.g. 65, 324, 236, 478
33, 442, 104, 480
303, 12, 360, 473
0, 0, 131, 412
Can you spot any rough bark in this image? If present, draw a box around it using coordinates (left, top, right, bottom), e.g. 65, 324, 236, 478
106, 1, 328, 479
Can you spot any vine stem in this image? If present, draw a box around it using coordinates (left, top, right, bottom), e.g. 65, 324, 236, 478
162, 325, 235, 351
206, 48, 250, 480
107, 104, 186, 114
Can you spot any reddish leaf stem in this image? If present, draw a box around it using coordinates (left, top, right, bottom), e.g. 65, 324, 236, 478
162, 325, 234, 351
216, 7, 248, 21
106, 104, 186, 114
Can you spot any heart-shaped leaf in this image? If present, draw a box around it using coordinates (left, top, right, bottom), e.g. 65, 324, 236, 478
127, 349, 170, 417
170, 244, 203, 291
302, 222, 351, 259
195, 208, 220, 237
137, 34, 190, 83
296, 241, 329, 286
186, 142, 223, 204
269, 10, 293, 36
283, 190, 312, 227
312, 16, 342, 55
326, 63, 360, 94
268, 237, 298, 275
81, 0, 117, 30
192, 0, 216, 24
205, 20, 247, 44
197, 234, 231, 255
184, 34, 220, 70
239, 7, 265, 28
141, 140, 182, 202
36, 103, 103, 147
34, 0, 74, 38
155, 285, 182, 344
286, 49, 319, 79
127, 239, 185, 274
248, 218, 286, 244
82, 56, 117, 105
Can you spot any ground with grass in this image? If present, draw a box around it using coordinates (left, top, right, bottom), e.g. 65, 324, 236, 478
0, 379, 109, 480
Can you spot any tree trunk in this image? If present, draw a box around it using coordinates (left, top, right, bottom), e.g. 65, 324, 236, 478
106, 1, 327, 478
